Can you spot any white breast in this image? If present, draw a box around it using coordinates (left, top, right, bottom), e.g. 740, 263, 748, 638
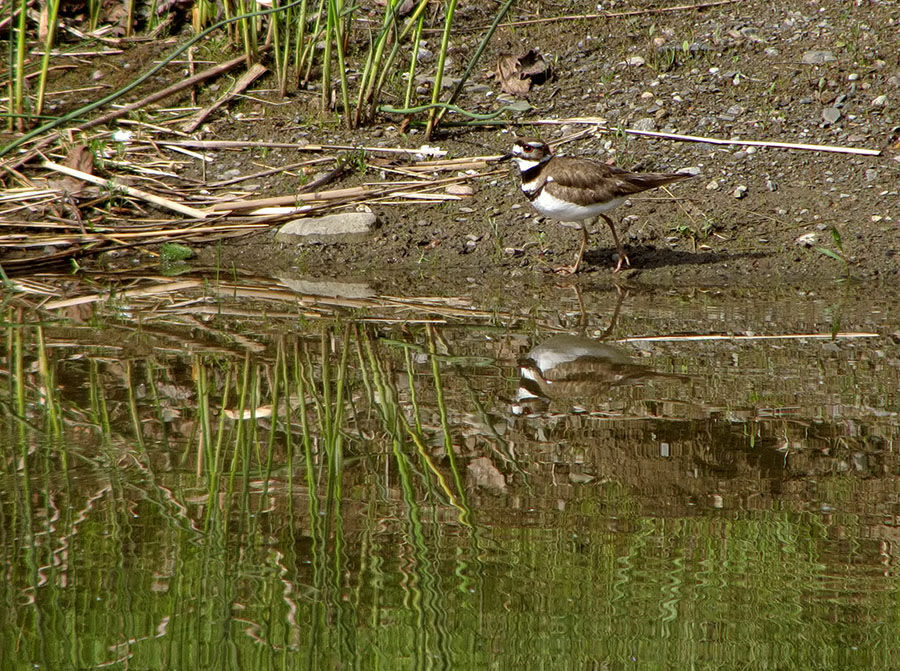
527, 187, 625, 222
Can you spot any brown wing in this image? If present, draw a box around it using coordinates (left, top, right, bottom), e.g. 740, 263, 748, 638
548, 156, 691, 205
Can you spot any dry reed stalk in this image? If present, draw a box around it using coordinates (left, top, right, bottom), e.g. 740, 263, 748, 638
210, 170, 495, 213
616, 332, 879, 343
533, 117, 883, 156
32, 49, 125, 57
402, 156, 502, 171
101, 160, 182, 179
182, 63, 268, 132
156, 140, 449, 158
43, 279, 204, 310
385, 193, 461, 201
0, 199, 59, 216
42, 85, 109, 97
163, 145, 213, 162
116, 117, 197, 138
370, 164, 439, 180
3, 278, 62, 296
42, 160, 209, 218
0, 188, 59, 201
205, 157, 335, 188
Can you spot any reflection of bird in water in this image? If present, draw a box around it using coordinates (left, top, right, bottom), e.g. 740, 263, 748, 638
512, 334, 689, 415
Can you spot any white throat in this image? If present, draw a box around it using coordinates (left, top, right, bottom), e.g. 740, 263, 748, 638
512, 155, 545, 172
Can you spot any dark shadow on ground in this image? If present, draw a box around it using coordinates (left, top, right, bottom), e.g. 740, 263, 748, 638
583, 245, 768, 272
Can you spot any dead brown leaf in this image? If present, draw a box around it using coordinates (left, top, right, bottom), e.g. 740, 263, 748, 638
495, 49, 549, 97
103, 0, 132, 35
48, 145, 96, 197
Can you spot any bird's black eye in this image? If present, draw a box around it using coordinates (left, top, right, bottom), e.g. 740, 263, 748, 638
523, 145, 533, 153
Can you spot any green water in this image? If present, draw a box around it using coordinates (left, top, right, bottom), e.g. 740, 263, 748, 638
2, 276, 898, 669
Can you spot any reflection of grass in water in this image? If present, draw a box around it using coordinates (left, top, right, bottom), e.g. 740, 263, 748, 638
5, 317, 898, 668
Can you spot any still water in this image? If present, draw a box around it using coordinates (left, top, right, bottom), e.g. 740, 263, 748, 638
2, 273, 899, 669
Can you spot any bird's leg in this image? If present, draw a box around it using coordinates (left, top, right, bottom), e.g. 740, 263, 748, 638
554, 224, 589, 275
600, 213, 630, 272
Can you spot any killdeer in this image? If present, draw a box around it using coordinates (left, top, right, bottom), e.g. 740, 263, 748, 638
499, 138, 692, 274
512, 334, 689, 415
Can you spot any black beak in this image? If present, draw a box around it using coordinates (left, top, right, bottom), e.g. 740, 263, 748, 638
496, 152, 513, 162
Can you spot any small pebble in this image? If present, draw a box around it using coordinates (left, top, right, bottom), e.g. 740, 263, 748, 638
732, 185, 748, 199
822, 107, 841, 124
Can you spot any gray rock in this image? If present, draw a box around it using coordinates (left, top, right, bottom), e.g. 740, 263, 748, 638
732, 185, 748, 199
822, 107, 841, 124
446, 184, 475, 196
631, 117, 656, 131
416, 47, 434, 64
276, 212, 376, 244
802, 50, 836, 65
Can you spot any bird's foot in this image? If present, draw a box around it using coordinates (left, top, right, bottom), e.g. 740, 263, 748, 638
612, 253, 631, 273
553, 265, 579, 276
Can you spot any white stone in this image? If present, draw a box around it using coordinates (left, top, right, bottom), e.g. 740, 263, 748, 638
275, 212, 376, 244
